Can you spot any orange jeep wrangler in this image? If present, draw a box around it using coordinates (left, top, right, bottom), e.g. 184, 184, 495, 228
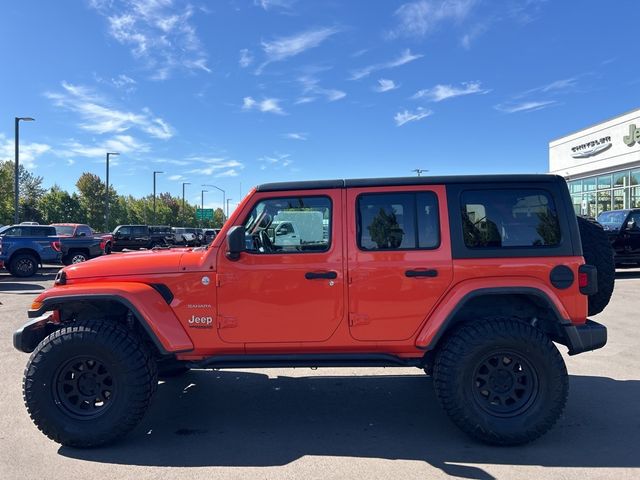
14, 175, 614, 447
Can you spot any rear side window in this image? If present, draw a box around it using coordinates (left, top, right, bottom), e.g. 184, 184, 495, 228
132, 226, 147, 236
357, 192, 440, 251
461, 189, 561, 248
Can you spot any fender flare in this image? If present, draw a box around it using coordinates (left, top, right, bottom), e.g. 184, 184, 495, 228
28, 284, 193, 354
415, 282, 572, 351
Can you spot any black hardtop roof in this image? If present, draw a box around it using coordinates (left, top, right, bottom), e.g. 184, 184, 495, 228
256, 174, 565, 192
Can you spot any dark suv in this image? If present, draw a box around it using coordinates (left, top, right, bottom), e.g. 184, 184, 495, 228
597, 209, 640, 265
111, 225, 174, 251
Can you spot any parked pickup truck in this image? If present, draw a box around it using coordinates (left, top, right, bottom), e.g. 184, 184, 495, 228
596, 209, 640, 266
0, 224, 61, 277
51, 224, 105, 265
111, 225, 174, 251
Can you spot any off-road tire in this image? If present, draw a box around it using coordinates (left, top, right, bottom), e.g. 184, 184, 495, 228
23, 319, 158, 448
433, 319, 568, 445
577, 216, 615, 316
9, 253, 38, 277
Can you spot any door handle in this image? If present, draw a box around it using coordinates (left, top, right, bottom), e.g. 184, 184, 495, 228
305, 271, 338, 280
405, 269, 438, 278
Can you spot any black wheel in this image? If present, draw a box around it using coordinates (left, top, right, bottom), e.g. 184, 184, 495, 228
9, 253, 38, 277
62, 251, 89, 266
23, 319, 158, 447
433, 319, 568, 445
577, 216, 615, 316
104, 242, 112, 255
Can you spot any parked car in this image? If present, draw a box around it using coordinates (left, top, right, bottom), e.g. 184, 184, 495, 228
111, 225, 174, 251
597, 209, 640, 265
51, 224, 105, 265
14, 174, 614, 447
203, 228, 219, 244
0, 224, 61, 277
172, 227, 197, 246
182, 227, 204, 246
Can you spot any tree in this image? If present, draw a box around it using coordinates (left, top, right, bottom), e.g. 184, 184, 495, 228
38, 186, 82, 224
0, 160, 45, 225
76, 173, 108, 230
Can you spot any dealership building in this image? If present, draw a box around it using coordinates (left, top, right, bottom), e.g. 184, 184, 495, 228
549, 108, 640, 217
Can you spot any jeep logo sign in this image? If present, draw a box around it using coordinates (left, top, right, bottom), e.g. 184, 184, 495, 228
623, 124, 640, 147
188, 315, 214, 329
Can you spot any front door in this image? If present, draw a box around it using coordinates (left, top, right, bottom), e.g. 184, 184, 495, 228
346, 186, 453, 341
216, 191, 344, 344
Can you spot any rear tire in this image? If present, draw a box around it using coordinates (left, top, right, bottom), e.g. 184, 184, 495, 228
433, 319, 568, 445
23, 319, 158, 447
9, 253, 38, 277
577, 216, 615, 316
62, 251, 89, 266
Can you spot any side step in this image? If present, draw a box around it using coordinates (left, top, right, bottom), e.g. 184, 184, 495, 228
189, 353, 424, 369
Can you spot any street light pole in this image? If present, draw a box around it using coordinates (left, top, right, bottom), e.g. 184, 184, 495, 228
226, 198, 233, 219
153, 171, 164, 224
14, 116, 35, 224
202, 184, 225, 221
200, 190, 208, 228
182, 182, 191, 211
105, 152, 119, 232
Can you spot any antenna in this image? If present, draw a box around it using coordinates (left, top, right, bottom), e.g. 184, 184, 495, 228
412, 168, 428, 177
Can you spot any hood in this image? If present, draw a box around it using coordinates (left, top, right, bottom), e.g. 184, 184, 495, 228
63, 248, 188, 280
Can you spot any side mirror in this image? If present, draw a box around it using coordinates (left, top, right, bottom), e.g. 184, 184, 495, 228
627, 219, 637, 230
226, 226, 246, 261
114, 231, 121, 238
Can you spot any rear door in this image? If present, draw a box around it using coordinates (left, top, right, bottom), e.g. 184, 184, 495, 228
131, 226, 149, 248
346, 186, 453, 341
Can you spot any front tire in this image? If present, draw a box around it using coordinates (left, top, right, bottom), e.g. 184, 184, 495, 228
23, 319, 157, 447
433, 319, 568, 445
62, 251, 89, 266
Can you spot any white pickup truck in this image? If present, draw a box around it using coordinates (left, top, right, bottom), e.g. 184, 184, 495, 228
270, 210, 325, 247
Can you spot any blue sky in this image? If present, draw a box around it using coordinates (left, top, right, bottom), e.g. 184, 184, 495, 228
0, 0, 638, 210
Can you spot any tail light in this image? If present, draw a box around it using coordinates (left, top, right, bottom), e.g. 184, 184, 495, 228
99, 239, 106, 251
51, 240, 61, 252
578, 264, 598, 295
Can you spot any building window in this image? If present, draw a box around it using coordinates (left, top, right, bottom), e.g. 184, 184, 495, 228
613, 171, 629, 187
583, 177, 597, 192
569, 180, 583, 194
597, 174, 612, 190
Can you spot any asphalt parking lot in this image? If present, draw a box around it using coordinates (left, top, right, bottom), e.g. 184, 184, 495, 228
1, 267, 639, 480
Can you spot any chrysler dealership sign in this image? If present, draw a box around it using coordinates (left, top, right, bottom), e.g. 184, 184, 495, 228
571, 136, 612, 158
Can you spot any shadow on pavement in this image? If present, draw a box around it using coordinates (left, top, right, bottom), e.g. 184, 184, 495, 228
615, 269, 640, 279
0, 282, 46, 293
58, 372, 639, 479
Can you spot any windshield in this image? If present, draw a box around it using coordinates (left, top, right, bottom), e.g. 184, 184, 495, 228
597, 211, 628, 229
54, 225, 75, 236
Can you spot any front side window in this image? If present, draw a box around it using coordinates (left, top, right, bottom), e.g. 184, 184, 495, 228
357, 192, 440, 251
243, 196, 331, 253
461, 189, 561, 248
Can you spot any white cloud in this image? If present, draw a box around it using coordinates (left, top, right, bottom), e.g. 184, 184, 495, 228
350, 49, 423, 80
0, 133, 51, 169
258, 26, 340, 73
258, 153, 293, 170
168, 174, 183, 181
516, 77, 578, 98
112, 73, 136, 89
59, 135, 150, 158
412, 81, 489, 101
255, 0, 297, 11
187, 158, 243, 176
239, 49, 253, 68
283, 132, 307, 140
242, 96, 286, 115
295, 75, 347, 104
89, 0, 209, 79
389, 0, 477, 39
494, 100, 556, 114
394, 107, 433, 126
374, 78, 398, 93
45, 82, 173, 139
